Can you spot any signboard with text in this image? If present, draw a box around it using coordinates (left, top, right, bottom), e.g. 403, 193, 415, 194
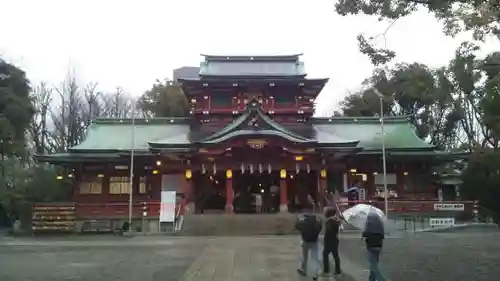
429, 217, 455, 227
434, 203, 464, 211
159, 191, 176, 223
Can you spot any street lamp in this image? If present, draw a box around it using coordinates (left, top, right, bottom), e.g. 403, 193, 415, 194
372, 88, 389, 218
128, 101, 136, 233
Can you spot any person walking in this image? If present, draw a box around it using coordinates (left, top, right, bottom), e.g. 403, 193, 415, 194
295, 205, 322, 280
348, 181, 360, 206
322, 207, 342, 276
362, 212, 387, 281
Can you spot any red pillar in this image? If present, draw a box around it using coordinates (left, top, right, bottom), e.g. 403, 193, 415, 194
225, 178, 234, 213
279, 179, 288, 212
182, 179, 193, 214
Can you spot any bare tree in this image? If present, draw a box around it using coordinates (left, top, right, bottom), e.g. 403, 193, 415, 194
29, 72, 138, 154
28, 82, 52, 155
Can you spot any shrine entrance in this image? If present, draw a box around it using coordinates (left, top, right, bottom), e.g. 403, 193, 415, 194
193, 173, 226, 213
233, 172, 280, 213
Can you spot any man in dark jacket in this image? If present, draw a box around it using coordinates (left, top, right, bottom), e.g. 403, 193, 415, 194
323, 207, 342, 275
362, 212, 387, 281
295, 206, 322, 280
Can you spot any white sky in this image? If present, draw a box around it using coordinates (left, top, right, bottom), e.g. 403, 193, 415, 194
1, 0, 499, 117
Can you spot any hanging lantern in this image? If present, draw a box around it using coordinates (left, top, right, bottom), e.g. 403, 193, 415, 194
201, 164, 206, 174
241, 163, 245, 174
280, 169, 287, 179
320, 169, 327, 179
185, 169, 192, 180
258, 164, 263, 173
226, 169, 232, 179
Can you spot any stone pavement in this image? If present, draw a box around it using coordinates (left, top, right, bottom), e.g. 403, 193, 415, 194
0, 234, 369, 281
180, 236, 366, 281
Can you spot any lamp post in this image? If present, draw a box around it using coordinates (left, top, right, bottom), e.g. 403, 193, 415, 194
372, 88, 389, 217
128, 101, 136, 233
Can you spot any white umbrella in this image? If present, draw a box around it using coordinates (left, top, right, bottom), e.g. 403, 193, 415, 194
342, 204, 386, 233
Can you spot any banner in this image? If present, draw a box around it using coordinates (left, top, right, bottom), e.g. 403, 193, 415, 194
159, 191, 176, 222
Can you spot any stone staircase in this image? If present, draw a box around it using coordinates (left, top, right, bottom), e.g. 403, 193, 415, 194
181, 213, 301, 236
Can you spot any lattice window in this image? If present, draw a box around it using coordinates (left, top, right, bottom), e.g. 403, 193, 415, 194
109, 176, 130, 194
79, 181, 102, 195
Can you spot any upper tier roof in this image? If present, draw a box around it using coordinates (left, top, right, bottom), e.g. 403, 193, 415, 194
198, 54, 307, 78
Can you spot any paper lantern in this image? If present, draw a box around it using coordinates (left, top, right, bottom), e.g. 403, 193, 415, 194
280, 169, 287, 179
226, 169, 232, 179
185, 169, 192, 180
320, 169, 327, 179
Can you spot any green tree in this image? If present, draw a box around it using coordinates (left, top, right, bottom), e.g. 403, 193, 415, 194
335, 0, 500, 65
0, 58, 35, 155
0, 159, 71, 222
339, 43, 500, 149
138, 79, 188, 117
461, 149, 500, 223
339, 63, 460, 148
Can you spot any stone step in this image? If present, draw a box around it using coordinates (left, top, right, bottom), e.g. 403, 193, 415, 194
181, 213, 301, 236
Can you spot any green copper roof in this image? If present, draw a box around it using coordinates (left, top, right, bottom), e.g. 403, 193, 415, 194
311, 116, 434, 151
34, 152, 124, 164
69, 118, 191, 152
199, 54, 306, 77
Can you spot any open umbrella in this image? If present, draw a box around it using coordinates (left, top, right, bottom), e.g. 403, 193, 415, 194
342, 204, 386, 233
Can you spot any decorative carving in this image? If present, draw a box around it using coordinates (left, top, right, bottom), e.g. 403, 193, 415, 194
247, 116, 259, 128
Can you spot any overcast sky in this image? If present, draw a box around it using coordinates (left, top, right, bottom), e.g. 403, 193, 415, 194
1, 0, 499, 117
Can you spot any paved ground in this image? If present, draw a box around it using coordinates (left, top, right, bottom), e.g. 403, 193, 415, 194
341, 231, 500, 281
0, 231, 499, 281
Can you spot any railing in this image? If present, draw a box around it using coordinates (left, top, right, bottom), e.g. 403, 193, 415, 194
332, 200, 476, 220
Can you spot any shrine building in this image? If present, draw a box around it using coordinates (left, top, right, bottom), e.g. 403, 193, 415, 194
34, 54, 469, 232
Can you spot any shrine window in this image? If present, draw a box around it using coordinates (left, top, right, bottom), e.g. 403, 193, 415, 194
109, 176, 130, 194
79, 176, 102, 195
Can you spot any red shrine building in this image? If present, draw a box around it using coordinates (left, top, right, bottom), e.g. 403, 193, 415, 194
34, 54, 470, 233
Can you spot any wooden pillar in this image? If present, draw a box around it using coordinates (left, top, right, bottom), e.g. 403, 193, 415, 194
225, 178, 234, 213
366, 173, 375, 199
319, 169, 327, 210
396, 164, 406, 197
182, 179, 193, 214
279, 178, 288, 212
183, 169, 193, 214
318, 174, 327, 209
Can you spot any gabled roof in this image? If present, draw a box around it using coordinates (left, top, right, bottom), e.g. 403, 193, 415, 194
199, 99, 315, 144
